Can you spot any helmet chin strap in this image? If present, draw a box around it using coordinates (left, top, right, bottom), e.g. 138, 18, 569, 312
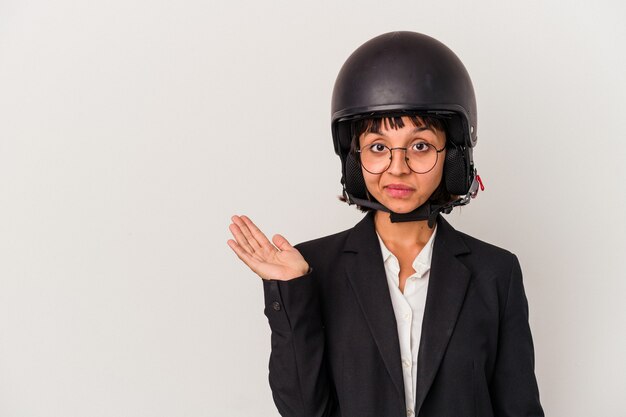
344, 171, 480, 228
346, 195, 443, 228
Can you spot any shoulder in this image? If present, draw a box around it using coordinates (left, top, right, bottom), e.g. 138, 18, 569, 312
293, 211, 379, 260
441, 220, 520, 275
457, 230, 516, 261
293, 226, 352, 261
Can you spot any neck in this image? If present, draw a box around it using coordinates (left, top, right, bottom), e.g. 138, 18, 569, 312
374, 210, 435, 248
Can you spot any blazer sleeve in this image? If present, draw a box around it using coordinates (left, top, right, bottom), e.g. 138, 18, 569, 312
262, 266, 340, 417
490, 254, 545, 417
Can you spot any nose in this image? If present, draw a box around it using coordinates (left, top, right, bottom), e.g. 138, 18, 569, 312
386, 147, 411, 175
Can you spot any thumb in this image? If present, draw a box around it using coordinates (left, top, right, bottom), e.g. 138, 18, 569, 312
272, 234, 293, 251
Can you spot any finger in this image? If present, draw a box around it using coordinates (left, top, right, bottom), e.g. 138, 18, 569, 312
229, 223, 264, 262
227, 239, 262, 271
240, 215, 273, 249
231, 215, 262, 250
272, 234, 293, 251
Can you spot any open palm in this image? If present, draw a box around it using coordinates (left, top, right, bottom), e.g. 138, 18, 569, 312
227, 215, 309, 281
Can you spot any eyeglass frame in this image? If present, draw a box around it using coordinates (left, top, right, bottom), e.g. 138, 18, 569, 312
355, 142, 447, 175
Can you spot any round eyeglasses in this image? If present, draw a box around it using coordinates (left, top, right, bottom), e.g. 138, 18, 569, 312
356, 142, 446, 174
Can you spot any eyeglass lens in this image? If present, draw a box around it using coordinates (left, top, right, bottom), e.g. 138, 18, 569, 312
359, 143, 440, 174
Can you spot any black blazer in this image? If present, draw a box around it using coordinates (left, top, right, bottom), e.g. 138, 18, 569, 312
262, 211, 544, 417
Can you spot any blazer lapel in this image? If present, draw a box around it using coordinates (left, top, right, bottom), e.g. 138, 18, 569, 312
342, 211, 405, 403
414, 215, 471, 415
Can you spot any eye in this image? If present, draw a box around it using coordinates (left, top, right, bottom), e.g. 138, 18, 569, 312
367, 143, 387, 153
411, 141, 431, 153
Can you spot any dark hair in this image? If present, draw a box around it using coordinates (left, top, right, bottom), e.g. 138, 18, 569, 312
337, 114, 455, 212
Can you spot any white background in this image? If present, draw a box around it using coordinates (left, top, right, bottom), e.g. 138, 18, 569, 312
1, 0, 625, 416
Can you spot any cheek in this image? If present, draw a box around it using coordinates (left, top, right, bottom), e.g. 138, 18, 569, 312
433, 151, 446, 178
361, 168, 380, 195
436, 156, 446, 177
422, 159, 445, 189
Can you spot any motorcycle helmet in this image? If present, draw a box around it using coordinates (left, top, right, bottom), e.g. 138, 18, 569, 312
331, 31, 482, 226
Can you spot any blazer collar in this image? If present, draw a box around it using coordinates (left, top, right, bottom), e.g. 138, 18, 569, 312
343, 210, 469, 255
342, 211, 471, 414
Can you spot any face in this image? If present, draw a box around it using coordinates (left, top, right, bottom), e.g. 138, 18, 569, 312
359, 116, 446, 214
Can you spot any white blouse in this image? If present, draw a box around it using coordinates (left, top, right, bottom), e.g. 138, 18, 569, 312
375, 225, 437, 417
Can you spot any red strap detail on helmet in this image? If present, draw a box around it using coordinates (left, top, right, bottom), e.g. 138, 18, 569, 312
476, 174, 485, 191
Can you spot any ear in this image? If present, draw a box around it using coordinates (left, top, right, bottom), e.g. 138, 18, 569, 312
444, 145, 472, 195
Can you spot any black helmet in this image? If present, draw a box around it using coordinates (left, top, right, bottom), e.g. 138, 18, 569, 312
331, 31, 482, 225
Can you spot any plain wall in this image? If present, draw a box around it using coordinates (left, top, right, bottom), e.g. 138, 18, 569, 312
1, 0, 625, 416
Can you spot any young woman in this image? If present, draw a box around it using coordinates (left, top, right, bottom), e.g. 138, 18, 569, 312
227, 31, 544, 417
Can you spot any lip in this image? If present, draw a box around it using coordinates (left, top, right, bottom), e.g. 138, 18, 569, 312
384, 183, 415, 198
385, 184, 414, 190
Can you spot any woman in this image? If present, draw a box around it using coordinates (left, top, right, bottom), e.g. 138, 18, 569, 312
227, 32, 544, 417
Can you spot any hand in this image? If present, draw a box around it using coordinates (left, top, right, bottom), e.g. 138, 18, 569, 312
227, 215, 310, 281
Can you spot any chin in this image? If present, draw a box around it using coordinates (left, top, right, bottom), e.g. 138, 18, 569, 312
382, 199, 425, 213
